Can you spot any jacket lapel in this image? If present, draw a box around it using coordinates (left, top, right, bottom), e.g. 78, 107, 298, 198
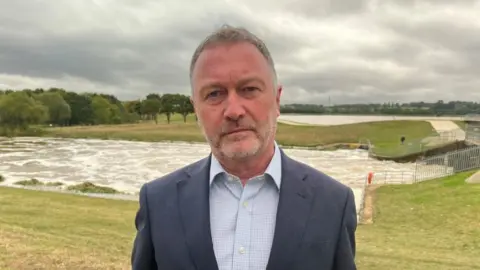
266, 151, 316, 270
177, 156, 219, 270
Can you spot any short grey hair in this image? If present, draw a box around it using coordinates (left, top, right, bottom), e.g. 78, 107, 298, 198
189, 24, 278, 88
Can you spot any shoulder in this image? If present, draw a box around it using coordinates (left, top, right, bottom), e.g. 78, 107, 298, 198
140, 156, 209, 197
283, 152, 354, 199
282, 153, 357, 223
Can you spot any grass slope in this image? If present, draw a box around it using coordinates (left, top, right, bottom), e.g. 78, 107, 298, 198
0, 188, 137, 270
1, 171, 478, 269
40, 114, 435, 156
356, 170, 480, 269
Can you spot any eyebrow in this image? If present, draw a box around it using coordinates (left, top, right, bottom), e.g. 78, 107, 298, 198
236, 77, 266, 88
198, 76, 267, 95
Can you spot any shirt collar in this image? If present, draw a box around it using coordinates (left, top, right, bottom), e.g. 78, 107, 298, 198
209, 141, 282, 189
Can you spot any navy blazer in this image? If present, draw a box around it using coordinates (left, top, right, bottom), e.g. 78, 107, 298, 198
131, 149, 357, 270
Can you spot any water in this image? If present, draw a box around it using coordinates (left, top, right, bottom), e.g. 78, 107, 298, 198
0, 137, 418, 214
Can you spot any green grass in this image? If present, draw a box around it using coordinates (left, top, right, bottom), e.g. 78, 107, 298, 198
455, 121, 467, 130
1, 171, 479, 269
37, 113, 435, 157
0, 188, 136, 270
356, 170, 480, 269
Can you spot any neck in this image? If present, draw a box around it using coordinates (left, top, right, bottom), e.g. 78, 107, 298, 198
216, 142, 275, 185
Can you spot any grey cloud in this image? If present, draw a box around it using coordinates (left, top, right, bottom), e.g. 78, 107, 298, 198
0, 0, 479, 104
284, 0, 368, 16
237, 0, 369, 17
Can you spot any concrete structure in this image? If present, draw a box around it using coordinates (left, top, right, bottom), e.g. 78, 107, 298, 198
465, 114, 480, 145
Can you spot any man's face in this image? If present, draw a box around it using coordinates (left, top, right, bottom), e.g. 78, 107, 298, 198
191, 42, 282, 160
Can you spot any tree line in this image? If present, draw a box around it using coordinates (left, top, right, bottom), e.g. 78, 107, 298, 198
2, 87, 478, 136
0, 88, 194, 135
281, 101, 480, 116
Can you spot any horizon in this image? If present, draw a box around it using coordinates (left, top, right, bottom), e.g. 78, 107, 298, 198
2, 87, 480, 106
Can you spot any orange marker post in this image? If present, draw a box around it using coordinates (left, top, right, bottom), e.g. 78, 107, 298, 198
367, 172, 374, 185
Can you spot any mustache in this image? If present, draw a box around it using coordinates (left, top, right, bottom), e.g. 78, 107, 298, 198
220, 121, 256, 136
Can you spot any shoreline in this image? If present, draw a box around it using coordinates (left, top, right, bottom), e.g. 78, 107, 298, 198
1, 135, 370, 152
0, 183, 139, 201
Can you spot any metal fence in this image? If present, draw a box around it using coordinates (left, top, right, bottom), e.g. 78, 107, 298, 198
464, 114, 480, 122
370, 170, 415, 184
465, 122, 480, 145
414, 145, 480, 182
436, 128, 465, 141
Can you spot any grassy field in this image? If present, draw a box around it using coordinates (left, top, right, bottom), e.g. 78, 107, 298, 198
39, 113, 436, 156
357, 170, 480, 269
0, 188, 137, 270
1, 171, 478, 269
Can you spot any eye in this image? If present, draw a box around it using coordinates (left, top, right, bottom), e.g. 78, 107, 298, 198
204, 89, 226, 101
241, 86, 260, 97
243, 87, 259, 92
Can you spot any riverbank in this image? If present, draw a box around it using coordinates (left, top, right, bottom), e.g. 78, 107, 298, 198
33, 117, 436, 156
1, 171, 478, 269
0, 176, 133, 197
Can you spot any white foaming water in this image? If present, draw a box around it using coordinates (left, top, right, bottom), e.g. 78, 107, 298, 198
0, 137, 417, 214
0, 137, 419, 188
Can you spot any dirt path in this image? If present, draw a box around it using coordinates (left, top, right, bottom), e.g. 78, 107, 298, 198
360, 185, 381, 224
466, 170, 480, 184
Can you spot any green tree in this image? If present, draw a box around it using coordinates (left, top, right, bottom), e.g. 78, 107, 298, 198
141, 98, 161, 124
62, 92, 94, 125
36, 92, 71, 126
175, 94, 194, 123
0, 91, 48, 135
159, 94, 177, 124
91, 96, 113, 124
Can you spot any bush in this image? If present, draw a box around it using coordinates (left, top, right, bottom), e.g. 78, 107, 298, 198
14, 178, 43, 186
67, 182, 118, 194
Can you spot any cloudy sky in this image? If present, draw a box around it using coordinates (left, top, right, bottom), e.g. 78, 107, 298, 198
1, 0, 479, 104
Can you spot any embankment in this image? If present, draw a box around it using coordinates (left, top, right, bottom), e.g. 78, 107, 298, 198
370, 140, 470, 163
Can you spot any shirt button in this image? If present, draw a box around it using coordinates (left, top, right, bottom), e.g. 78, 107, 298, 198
243, 201, 248, 208
239, 246, 246, 254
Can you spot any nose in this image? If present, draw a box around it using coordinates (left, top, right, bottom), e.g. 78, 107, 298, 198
223, 92, 245, 121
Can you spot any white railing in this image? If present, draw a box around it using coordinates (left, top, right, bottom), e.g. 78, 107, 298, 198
369, 170, 415, 185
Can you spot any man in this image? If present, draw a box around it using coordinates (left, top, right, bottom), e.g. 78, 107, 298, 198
131, 25, 357, 270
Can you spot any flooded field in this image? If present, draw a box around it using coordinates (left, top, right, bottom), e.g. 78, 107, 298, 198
278, 114, 465, 126
0, 137, 419, 215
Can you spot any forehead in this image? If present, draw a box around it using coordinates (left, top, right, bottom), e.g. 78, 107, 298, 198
191, 42, 272, 87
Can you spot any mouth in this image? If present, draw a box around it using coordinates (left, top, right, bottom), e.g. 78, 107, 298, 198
223, 128, 253, 136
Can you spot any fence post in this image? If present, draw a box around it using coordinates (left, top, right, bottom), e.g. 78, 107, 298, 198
444, 155, 449, 175
414, 159, 418, 183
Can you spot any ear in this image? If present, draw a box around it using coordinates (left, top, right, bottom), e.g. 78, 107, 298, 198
275, 85, 283, 117
189, 96, 194, 106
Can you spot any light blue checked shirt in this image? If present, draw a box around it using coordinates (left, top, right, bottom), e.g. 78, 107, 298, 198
209, 142, 282, 270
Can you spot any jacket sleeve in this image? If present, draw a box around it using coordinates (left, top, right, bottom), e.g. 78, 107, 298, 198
131, 184, 157, 270
333, 187, 357, 270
